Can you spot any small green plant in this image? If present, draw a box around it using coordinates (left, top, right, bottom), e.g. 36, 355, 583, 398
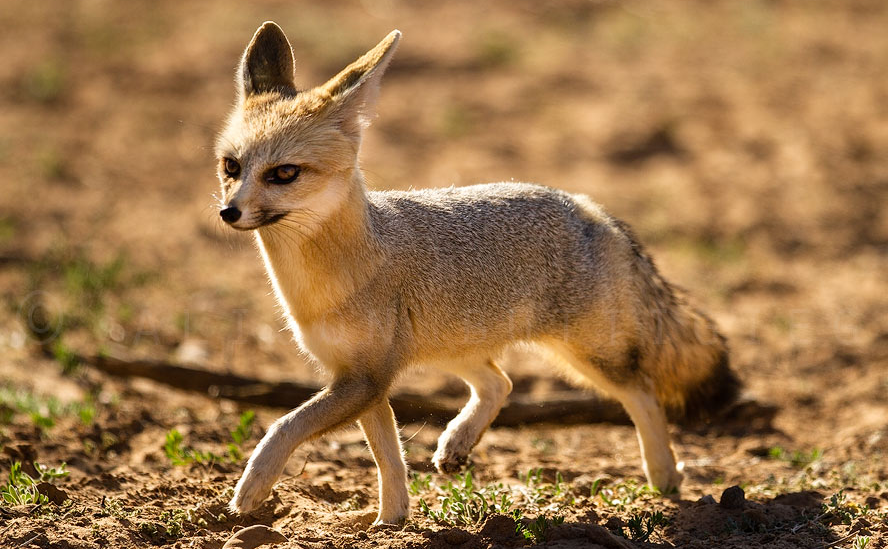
419, 469, 574, 542
597, 479, 659, 509
226, 410, 255, 461
1, 462, 48, 506
768, 446, 823, 468
0, 386, 58, 430
822, 490, 867, 525
517, 514, 565, 542
1, 461, 68, 507
164, 429, 218, 465
0, 385, 96, 431
409, 471, 432, 495
419, 470, 515, 526
165, 410, 257, 466
100, 496, 132, 519
519, 468, 576, 512
160, 509, 187, 538
853, 535, 871, 549
138, 521, 158, 536
589, 477, 603, 498
35, 462, 69, 482
620, 510, 668, 542
139, 506, 208, 540
51, 339, 81, 374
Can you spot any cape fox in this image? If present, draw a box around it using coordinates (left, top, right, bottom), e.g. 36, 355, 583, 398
216, 22, 739, 525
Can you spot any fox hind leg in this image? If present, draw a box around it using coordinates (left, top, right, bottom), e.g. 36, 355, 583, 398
542, 342, 682, 492
358, 400, 409, 525
610, 385, 683, 491
433, 358, 513, 474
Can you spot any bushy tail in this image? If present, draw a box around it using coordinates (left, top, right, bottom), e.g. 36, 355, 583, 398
656, 299, 741, 423
612, 217, 741, 423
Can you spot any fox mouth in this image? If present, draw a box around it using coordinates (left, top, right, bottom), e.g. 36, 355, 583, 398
258, 213, 287, 227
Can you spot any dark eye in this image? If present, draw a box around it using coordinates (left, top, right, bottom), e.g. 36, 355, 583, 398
222, 158, 241, 179
265, 164, 301, 185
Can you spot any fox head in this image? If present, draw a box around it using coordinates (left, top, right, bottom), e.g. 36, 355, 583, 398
216, 22, 400, 231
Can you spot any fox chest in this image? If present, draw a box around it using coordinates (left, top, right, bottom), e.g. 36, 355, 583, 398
297, 316, 393, 371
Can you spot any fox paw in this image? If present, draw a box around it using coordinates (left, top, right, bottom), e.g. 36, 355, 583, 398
228, 472, 275, 515
374, 491, 410, 525
646, 465, 683, 494
432, 449, 468, 474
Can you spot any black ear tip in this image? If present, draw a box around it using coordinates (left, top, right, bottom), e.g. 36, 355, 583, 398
252, 21, 290, 47
256, 21, 284, 35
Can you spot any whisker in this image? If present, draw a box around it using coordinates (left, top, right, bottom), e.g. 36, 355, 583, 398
271, 218, 325, 254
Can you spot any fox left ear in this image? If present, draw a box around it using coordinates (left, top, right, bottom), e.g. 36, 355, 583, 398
239, 21, 297, 98
320, 30, 401, 140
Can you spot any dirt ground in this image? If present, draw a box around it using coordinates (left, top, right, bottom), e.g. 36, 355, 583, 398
1, 0, 887, 547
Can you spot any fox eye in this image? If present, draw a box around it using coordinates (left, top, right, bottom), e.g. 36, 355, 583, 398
222, 158, 241, 179
265, 164, 301, 185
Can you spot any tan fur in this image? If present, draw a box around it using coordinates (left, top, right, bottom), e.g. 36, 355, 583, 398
216, 22, 738, 525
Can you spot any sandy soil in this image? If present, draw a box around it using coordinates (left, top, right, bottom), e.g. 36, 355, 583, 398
1, 1, 887, 547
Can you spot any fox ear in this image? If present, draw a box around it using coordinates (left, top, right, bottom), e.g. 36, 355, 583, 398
320, 30, 401, 140
239, 21, 296, 98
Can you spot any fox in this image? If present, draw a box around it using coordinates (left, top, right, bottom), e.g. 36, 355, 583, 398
215, 22, 740, 525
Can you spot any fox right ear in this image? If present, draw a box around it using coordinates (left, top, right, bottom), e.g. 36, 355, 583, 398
318, 30, 400, 142
238, 21, 296, 98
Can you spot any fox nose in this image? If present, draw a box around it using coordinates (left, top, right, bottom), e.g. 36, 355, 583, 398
220, 206, 242, 223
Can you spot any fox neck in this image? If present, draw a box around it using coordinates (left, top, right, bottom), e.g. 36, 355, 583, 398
255, 170, 382, 325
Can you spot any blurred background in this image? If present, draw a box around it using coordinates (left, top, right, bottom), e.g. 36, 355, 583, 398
1, 0, 887, 489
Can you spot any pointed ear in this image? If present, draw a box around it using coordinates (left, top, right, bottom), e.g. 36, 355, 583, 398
320, 30, 401, 140
238, 21, 296, 98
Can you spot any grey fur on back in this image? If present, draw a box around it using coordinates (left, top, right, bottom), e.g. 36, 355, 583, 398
367, 182, 622, 345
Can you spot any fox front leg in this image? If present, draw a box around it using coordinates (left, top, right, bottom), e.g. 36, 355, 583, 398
229, 373, 388, 514
358, 400, 409, 524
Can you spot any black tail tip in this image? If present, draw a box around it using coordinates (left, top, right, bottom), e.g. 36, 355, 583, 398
671, 350, 742, 425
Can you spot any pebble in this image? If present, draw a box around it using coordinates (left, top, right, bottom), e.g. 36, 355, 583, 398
222, 525, 288, 549
698, 495, 716, 505
720, 485, 746, 510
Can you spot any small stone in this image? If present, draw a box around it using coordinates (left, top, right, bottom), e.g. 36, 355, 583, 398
720, 485, 746, 510
603, 516, 625, 531
222, 525, 287, 549
865, 496, 880, 509
698, 494, 717, 505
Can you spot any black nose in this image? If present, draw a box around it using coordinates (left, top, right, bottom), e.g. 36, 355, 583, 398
220, 206, 242, 223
